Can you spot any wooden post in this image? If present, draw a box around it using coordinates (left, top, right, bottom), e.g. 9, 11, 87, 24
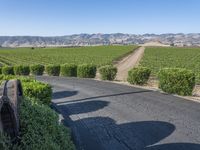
0, 80, 23, 140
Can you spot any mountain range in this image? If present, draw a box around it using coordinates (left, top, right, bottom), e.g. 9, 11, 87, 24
0, 33, 200, 47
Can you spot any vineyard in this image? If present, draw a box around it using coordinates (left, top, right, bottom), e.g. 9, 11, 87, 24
140, 47, 200, 74
0, 45, 137, 66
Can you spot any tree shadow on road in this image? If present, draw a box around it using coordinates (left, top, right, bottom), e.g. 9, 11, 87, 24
73, 116, 200, 150
53, 90, 78, 100
57, 100, 109, 116
52, 93, 200, 150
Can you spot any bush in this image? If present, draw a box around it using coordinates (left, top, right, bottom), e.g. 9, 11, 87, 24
60, 64, 77, 77
77, 64, 96, 78
14, 65, 30, 76
127, 67, 151, 85
22, 81, 52, 105
99, 65, 117, 81
0, 67, 2, 74
158, 68, 195, 96
17, 98, 75, 150
2, 66, 14, 75
45, 65, 60, 76
0, 75, 33, 84
30, 64, 45, 75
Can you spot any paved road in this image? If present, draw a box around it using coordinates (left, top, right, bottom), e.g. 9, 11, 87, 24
37, 76, 200, 150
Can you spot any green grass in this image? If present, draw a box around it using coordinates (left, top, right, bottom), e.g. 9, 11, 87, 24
140, 47, 200, 82
0, 45, 137, 67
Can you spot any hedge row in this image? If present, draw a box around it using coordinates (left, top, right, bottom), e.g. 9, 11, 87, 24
127, 67, 196, 96
0, 64, 118, 80
0, 76, 75, 150
0, 65, 44, 76
0, 64, 97, 78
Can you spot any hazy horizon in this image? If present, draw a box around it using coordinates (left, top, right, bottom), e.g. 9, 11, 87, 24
1, 32, 200, 37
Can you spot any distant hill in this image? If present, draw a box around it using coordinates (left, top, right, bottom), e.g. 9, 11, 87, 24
0, 33, 200, 47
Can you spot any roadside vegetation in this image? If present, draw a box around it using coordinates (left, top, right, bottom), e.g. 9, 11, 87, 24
99, 65, 117, 81
158, 68, 195, 96
0, 75, 75, 150
127, 67, 151, 85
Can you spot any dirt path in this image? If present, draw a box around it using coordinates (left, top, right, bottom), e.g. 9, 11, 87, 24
115, 46, 145, 81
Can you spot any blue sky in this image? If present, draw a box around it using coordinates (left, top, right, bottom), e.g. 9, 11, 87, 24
0, 0, 199, 36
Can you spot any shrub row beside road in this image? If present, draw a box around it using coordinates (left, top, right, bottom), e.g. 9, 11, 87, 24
0, 65, 196, 96
0, 64, 118, 80
128, 67, 196, 96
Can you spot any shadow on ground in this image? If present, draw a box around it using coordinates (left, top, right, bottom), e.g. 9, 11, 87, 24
53, 90, 78, 99
52, 90, 200, 150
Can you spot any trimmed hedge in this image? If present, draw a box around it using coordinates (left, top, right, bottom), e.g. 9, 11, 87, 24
2, 66, 14, 75
17, 98, 75, 150
22, 81, 52, 105
0, 75, 33, 84
158, 68, 195, 96
45, 65, 60, 76
99, 65, 117, 81
60, 64, 77, 77
14, 65, 30, 75
0, 75, 52, 105
30, 64, 45, 75
127, 67, 151, 85
77, 64, 96, 78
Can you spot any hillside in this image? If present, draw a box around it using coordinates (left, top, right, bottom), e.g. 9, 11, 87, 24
1, 33, 200, 47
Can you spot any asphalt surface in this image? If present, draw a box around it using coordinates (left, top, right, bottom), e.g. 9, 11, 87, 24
37, 76, 200, 150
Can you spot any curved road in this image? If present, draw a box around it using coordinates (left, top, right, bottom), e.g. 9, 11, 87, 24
37, 76, 200, 150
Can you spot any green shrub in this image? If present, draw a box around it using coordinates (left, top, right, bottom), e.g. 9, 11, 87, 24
14, 65, 30, 75
17, 98, 75, 150
30, 64, 45, 75
0, 67, 2, 74
99, 65, 117, 81
2, 66, 14, 75
158, 68, 195, 96
127, 67, 151, 85
45, 65, 60, 76
0, 75, 33, 84
77, 64, 96, 78
60, 64, 77, 77
22, 81, 52, 105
